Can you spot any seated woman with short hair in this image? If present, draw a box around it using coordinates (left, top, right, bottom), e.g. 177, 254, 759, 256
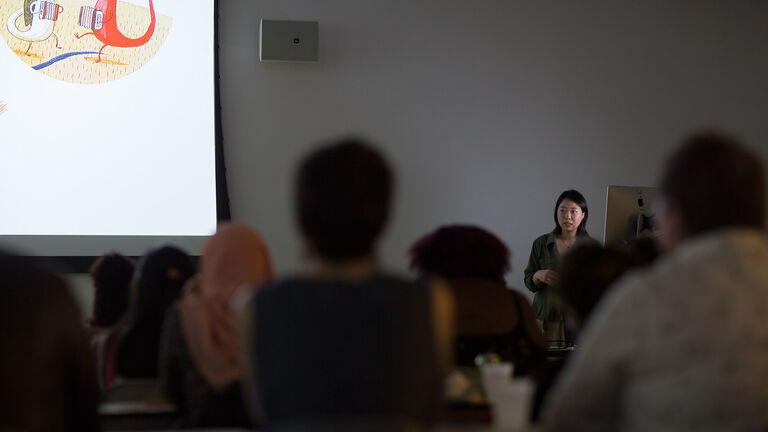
410, 225, 546, 376
243, 138, 454, 431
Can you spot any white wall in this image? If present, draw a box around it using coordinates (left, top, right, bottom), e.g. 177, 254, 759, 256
66, 0, 768, 317
217, 1, 768, 293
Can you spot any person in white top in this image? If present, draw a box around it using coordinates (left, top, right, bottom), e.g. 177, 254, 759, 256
542, 131, 768, 432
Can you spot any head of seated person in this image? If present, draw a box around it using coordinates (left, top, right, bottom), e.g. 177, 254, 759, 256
658, 131, 765, 251
296, 136, 391, 277
555, 244, 633, 335
116, 245, 195, 379
409, 225, 510, 283
0, 252, 99, 432
89, 251, 135, 331
409, 225, 545, 371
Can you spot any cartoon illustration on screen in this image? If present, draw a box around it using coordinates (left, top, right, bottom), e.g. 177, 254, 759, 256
75, 0, 155, 63
1, 0, 172, 84
6, 0, 63, 54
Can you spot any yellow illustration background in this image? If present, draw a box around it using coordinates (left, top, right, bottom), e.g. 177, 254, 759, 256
1, 0, 172, 84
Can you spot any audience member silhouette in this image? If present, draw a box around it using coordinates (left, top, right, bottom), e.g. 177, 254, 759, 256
0, 253, 99, 432
543, 131, 768, 432
409, 224, 545, 375
161, 223, 273, 428
555, 245, 634, 335
244, 137, 454, 431
87, 251, 135, 336
110, 245, 195, 381
532, 244, 633, 421
626, 236, 660, 268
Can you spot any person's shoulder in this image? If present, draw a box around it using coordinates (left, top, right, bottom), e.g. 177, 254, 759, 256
577, 234, 601, 246
251, 277, 307, 317
532, 232, 554, 247
622, 252, 679, 295
257, 274, 411, 297
372, 272, 425, 288
257, 276, 308, 293
593, 263, 666, 321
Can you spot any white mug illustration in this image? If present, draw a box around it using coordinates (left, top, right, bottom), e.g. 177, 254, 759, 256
6, 0, 62, 54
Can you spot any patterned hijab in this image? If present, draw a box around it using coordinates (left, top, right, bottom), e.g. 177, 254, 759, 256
178, 222, 273, 390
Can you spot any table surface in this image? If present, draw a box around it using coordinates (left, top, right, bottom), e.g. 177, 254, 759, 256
114, 428, 539, 432
99, 400, 176, 416
100, 401, 540, 432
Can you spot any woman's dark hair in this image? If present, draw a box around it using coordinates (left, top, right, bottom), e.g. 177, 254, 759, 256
553, 189, 589, 236
117, 245, 195, 378
0, 252, 99, 432
409, 225, 511, 282
296, 137, 392, 261
89, 252, 135, 327
556, 244, 632, 329
660, 131, 765, 237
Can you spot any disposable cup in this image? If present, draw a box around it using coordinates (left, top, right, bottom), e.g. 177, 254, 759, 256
480, 362, 513, 402
489, 378, 534, 430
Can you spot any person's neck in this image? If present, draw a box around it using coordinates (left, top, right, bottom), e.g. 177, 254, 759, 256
305, 255, 378, 281
558, 231, 578, 243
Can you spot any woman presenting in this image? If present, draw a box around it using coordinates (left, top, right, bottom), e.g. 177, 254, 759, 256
524, 189, 595, 346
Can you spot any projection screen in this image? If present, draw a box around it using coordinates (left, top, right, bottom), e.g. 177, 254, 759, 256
0, 0, 220, 265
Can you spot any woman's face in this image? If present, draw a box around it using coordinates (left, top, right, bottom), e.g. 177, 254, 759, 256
557, 199, 585, 234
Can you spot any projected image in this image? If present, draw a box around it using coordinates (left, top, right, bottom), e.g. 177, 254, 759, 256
0, 0, 214, 255
2, 0, 172, 84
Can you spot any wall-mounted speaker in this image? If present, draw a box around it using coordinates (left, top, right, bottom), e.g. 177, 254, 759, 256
260, 19, 319, 62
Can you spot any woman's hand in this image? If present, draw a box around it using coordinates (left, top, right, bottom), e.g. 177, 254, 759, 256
533, 269, 560, 286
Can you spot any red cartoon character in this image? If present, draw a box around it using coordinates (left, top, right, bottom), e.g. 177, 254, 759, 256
76, 0, 155, 63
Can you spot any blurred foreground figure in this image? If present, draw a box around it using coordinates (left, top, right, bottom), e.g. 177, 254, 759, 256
0, 254, 99, 432
410, 224, 545, 375
245, 137, 454, 432
543, 131, 768, 432
532, 244, 633, 421
88, 251, 135, 336
97, 245, 195, 384
161, 223, 273, 428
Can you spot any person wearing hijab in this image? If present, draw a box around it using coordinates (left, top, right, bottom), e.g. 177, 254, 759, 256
160, 222, 273, 428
